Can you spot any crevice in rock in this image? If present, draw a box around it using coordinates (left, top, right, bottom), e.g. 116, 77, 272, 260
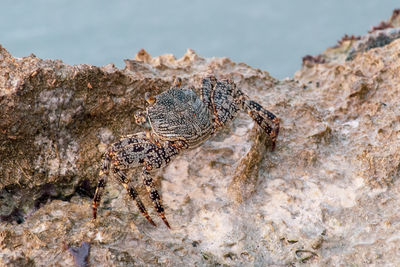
0, 180, 96, 225
0, 207, 24, 224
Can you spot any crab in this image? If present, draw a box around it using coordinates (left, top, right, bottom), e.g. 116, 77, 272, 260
92, 76, 280, 228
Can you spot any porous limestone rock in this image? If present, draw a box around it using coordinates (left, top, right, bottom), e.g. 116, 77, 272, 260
2, 13, 400, 266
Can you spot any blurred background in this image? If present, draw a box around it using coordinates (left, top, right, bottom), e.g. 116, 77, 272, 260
1, 0, 398, 79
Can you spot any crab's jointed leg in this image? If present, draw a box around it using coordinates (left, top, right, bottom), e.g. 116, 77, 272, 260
200, 75, 280, 148
141, 169, 170, 228
139, 140, 188, 228
92, 133, 188, 227
243, 99, 280, 149
199, 75, 216, 113
92, 152, 111, 219
112, 167, 157, 226
201, 76, 240, 131
92, 149, 157, 226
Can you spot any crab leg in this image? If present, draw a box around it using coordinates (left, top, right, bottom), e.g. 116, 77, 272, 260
141, 168, 170, 228
200, 75, 216, 109
92, 148, 157, 226
113, 167, 156, 227
92, 150, 114, 219
243, 99, 280, 149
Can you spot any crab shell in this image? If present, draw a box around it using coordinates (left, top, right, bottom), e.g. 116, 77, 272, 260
146, 88, 213, 148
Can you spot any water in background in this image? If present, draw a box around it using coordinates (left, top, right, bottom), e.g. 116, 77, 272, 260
1, 0, 398, 79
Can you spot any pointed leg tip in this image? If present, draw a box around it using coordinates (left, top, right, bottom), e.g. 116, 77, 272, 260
145, 215, 157, 227
160, 213, 171, 229
148, 219, 157, 227
92, 206, 98, 220
163, 220, 171, 229
271, 142, 276, 151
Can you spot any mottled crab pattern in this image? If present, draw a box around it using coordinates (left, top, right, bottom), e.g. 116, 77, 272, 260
92, 76, 280, 228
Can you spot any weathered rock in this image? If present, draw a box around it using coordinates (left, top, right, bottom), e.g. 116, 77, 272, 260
304, 9, 400, 65
2, 13, 400, 266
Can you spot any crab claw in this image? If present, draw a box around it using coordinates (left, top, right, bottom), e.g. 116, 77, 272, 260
134, 110, 147, 126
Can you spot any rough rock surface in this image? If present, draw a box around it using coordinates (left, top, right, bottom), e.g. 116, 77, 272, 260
2, 13, 400, 266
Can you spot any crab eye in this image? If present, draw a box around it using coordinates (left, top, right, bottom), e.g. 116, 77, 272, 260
145, 92, 156, 104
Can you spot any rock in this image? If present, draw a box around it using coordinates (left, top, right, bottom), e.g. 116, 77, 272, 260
2, 11, 400, 266
303, 8, 400, 64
